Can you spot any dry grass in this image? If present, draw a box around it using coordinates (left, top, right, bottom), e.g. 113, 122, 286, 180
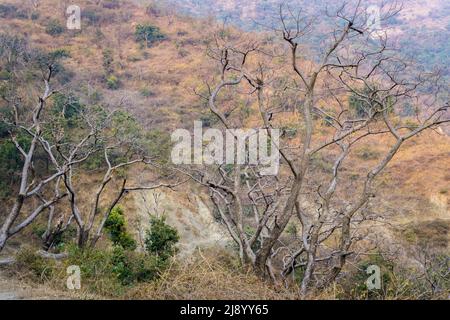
123, 248, 298, 300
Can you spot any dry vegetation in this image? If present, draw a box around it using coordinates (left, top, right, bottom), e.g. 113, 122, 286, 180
0, 0, 448, 300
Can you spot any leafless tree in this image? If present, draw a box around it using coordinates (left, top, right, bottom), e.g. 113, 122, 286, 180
63, 145, 184, 248
189, 1, 449, 296
0, 54, 91, 251
0, 37, 183, 252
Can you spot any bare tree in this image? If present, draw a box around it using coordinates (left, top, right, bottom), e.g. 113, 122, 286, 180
63, 145, 184, 248
189, 1, 449, 296
0, 36, 184, 252
0, 49, 94, 251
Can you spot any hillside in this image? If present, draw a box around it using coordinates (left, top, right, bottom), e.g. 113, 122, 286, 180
168, 0, 450, 77
0, 0, 448, 300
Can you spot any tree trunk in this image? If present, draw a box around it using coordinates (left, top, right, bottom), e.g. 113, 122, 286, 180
0, 195, 25, 252
0, 232, 7, 252
77, 228, 90, 248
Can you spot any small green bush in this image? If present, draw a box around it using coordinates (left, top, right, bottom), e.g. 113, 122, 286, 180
0, 4, 26, 19
102, 48, 114, 75
45, 20, 64, 36
111, 246, 166, 285
0, 133, 31, 198
104, 206, 137, 250
51, 92, 83, 125
106, 75, 120, 90
82, 10, 100, 26
140, 87, 154, 98
31, 12, 39, 20
145, 216, 179, 260
135, 24, 166, 48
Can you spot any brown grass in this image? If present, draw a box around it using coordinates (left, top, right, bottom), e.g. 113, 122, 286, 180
123, 248, 298, 300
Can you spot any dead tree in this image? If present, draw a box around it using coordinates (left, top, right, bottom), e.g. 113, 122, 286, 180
190, 1, 449, 296
0, 58, 95, 251
63, 145, 184, 248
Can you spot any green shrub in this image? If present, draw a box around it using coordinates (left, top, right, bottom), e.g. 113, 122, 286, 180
104, 206, 137, 250
199, 112, 218, 128
31, 12, 39, 20
144, 129, 172, 165
144, 216, 179, 260
0, 4, 26, 19
135, 24, 166, 48
349, 88, 394, 117
140, 87, 154, 97
111, 246, 166, 285
343, 253, 395, 300
45, 19, 64, 36
65, 244, 124, 295
106, 75, 120, 90
0, 70, 11, 80
51, 92, 83, 125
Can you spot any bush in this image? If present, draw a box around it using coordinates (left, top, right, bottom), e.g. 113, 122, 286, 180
65, 244, 123, 295
51, 92, 83, 125
144, 216, 179, 260
102, 0, 121, 9
135, 24, 166, 48
45, 19, 64, 36
106, 75, 120, 90
0, 4, 26, 19
144, 129, 172, 165
111, 246, 167, 285
31, 12, 39, 20
140, 87, 154, 98
199, 112, 218, 128
65, 244, 169, 292
349, 89, 394, 117
104, 206, 137, 250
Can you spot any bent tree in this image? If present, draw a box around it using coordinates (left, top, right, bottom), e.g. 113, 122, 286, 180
191, 2, 449, 296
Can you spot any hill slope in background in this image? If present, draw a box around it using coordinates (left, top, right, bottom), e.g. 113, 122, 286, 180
0, 0, 448, 299
0, 0, 448, 257
166, 0, 450, 77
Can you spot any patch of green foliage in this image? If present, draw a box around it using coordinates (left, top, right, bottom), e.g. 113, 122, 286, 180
45, 19, 65, 36
104, 206, 137, 250
135, 24, 166, 48
106, 75, 120, 90
51, 92, 83, 126
0, 133, 31, 198
144, 216, 179, 260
